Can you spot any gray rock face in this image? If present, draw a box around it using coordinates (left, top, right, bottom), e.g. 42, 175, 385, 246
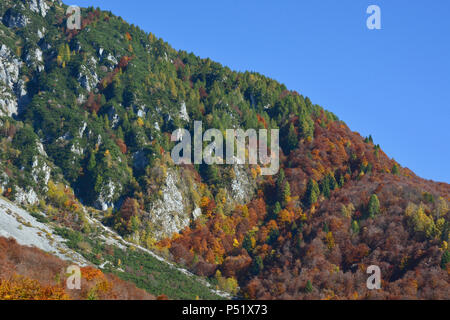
78, 122, 87, 138
16, 79, 30, 112
0, 45, 21, 89
107, 106, 120, 128
78, 63, 99, 92
231, 165, 256, 204
136, 105, 147, 118
0, 45, 22, 117
70, 141, 84, 156
37, 27, 46, 39
32, 156, 51, 187
2, 8, 30, 28
0, 88, 18, 117
146, 170, 196, 240
94, 180, 121, 211
29, 0, 50, 17
15, 187, 39, 205
0, 171, 9, 191
25, 47, 44, 73
179, 101, 189, 121
106, 53, 118, 66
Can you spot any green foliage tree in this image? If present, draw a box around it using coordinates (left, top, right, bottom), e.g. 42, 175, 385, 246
305, 280, 313, 293
351, 220, 360, 234
87, 151, 97, 171
304, 179, 320, 207
441, 250, 450, 270
251, 256, 264, 275
286, 123, 298, 153
273, 202, 282, 220
276, 169, 286, 204
283, 181, 291, 204
392, 163, 400, 175
321, 177, 331, 198
368, 194, 380, 218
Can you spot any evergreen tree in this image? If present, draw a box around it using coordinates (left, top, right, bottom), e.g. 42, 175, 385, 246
273, 202, 282, 219
283, 181, 291, 204
328, 173, 337, 190
305, 280, 313, 293
351, 220, 360, 234
242, 234, 253, 254
304, 179, 320, 207
87, 151, 97, 172
276, 169, 286, 203
321, 176, 331, 198
276, 168, 285, 187
251, 256, 264, 275
441, 250, 450, 270
203, 164, 220, 186
392, 163, 400, 175
286, 123, 298, 152
338, 174, 345, 188
368, 194, 380, 218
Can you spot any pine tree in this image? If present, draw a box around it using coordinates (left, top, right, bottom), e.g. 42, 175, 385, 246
273, 202, 282, 219
368, 194, 380, 218
321, 176, 331, 198
117, 126, 124, 140
328, 173, 337, 190
276, 169, 286, 203
351, 220, 360, 234
251, 256, 264, 275
286, 123, 298, 152
304, 179, 320, 207
441, 250, 450, 269
392, 163, 400, 175
283, 181, 291, 204
242, 234, 253, 253
338, 174, 345, 188
169, 78, 177, 99
204, 164, 220, 186
87, 151, 97, 172
305, 280, 313, 293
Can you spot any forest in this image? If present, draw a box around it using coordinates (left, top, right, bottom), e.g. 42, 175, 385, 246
0, 0, 448, 300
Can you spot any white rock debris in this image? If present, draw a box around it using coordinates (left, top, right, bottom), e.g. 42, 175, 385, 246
14, 187, 39, 205
179, 101, 189, 121
37, 27, 46, 39
0, 197, 88, 265
29, 0, 50, 17
70, 142, 84, 156
79, 121, 87, 138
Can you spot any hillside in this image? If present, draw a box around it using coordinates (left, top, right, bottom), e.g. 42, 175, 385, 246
0, 235, 156, 300
0, 0, 448, 299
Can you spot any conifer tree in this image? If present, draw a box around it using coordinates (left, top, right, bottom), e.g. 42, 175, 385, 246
305, 179, 320, 207
368, 194, 380, 218
305, 280, 313, 293
286, 123, 298, 152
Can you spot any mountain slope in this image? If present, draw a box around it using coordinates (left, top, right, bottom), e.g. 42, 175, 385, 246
0, 0, 448, 299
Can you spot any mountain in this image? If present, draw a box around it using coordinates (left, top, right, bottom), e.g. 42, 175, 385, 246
0, 0, 448, 300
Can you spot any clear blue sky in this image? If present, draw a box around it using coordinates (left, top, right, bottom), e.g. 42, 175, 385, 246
75, 0, 450, 183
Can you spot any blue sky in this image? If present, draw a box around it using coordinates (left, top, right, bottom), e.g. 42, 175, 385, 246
75, 0, 450, 183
